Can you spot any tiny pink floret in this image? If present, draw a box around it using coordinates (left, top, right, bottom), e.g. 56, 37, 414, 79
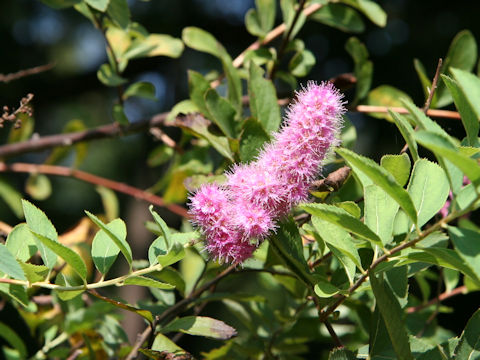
189, 82, 345, 264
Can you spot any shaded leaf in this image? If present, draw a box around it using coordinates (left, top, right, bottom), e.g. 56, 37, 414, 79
106, 0, 130, 28
311, 4, 365, 33
389, 110, 419, 162
124, 81, 156, 100
96, 186, 119, 222
0, 244, 25, 280
85, 0, 109, 11
239, 117, 270, 162
0, 178, 23, 218
289, 49, 315, 77
364, 85, 413, 121
345, 37, 372, 103
328, 347, 357, 360
205, 89, 237, 138
340, 0, 387, 27
97, 63, 127, 86
124, 276, 175, 289
449, 227, 480, 277
0, 322, 27, 359
455, 308, 480, 359
160, 316, 237, 340
25, 174, 52, 201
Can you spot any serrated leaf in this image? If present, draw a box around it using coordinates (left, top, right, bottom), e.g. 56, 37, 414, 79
91, 218, 124, 275
340, 0, 387, 27
370, 273, 414, 360
328, 347, 357, 360
311, 4, 365, 33
19, 263, 49, 283
22, 199, 58, 268
455, 308, 480, 359
160, 316, 237, 340
248, 62, 281, 133
0, 244, 26, 280
32, 232, 87, 280
381, 153, 411, 187
436, 30, 478, 107
389, 110, 419, 162
85, 211, 132, 266
415, 131, 480, 187
239, 118, 270, 162
336, 148, 418, 225
364, 185, 399, 245
6, 223, 37, 262
302, 203, 382, 247
123, 81, 156, 100
0, 178, 23, 218
408, 159, 450, 227
205, 89, 237, 138
124, 276, 175, 289
25, 174, 52, 201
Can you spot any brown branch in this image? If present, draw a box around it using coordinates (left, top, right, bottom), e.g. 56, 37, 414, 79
354, 105, 461, 120
0, 63, 55, 83
406, 285, 467, 314
311, 166, 351, 192
0, 162, 189, 218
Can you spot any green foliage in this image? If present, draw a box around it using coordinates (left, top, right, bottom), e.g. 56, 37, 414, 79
1, 1, 480, 359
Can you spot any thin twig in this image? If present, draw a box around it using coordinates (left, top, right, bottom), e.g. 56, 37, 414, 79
324, 320, 343, 348
406, 285, 467, 314
0, 63, 55, 83
0, 162, 189, 218
355, 105, 461, 120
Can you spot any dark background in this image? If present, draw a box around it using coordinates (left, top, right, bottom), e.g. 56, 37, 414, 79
0, 0, 479, 355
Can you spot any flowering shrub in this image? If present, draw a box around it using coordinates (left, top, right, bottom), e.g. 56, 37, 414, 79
0, 1, 480, 359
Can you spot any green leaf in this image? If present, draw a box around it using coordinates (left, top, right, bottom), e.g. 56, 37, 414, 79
401, 99, 452, 138
314, 280, 340, 298
389, 110, 419, 162
123, 81, 156, 101
112, 103, 129, 125
450, 68, 480, 144
269, 218, 314, 287
6, 223, 37, 262
165, 99, 199, 125
436, 30, 478, 107
91, 218, 124, 275
124, 276, 175, 289
414, 58, 435, 106
364, 85, 413, 121
205, 89, 237, 138
188, 70, 212, 117
0, 322, 27, 359
340, 0, 387, 27
19, 263, 49, 283
0, 244, 26, 280
0, 178, 23, 218
364, 185, 399, 245
0, 283, 29, 307
54, 273, 84, 301
150, 333, 188, 356
370, 273, 414, 360
245, 0, 277, 38
449, 227, 480, 277
141, 34, 184, 58
87, 291, 153, 323
7, 112, 34, 144
85, 0, 109, 11
85, 211, 132, 266
289, 49, 316, 77
248, 62, 282, 134
312, 216, 362, 270
45, 119, 88, 167
25, 174, 52, 201
157, 243, 185, 268
381, 153, 411, 187
311, 4, 365, 33
97, 63, 127, 86
302, 203, 382, 247
149, 206, 172, 249
96, 186, 119, 222
280, 0, 306, 39
414, 131, 480, 187
41, 0, 80, 8
239, 118, 271, 162
328, 347, 357, 360
22, 199, 58, 268
336, 148, 418, 225
106, 0, 130, 28
160, 316, 237, 340
32, 232, 87, 280
408, 159, 450, 227
456, 308, 480, 359
345, 37, 373, 103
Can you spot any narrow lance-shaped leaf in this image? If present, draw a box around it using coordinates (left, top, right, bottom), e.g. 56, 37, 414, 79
85, 211, 133, 267
389, 110, 419, 162
149, 205, 172, 249
302, 203, 382, 247
336, 148, 418, 225
160, 316, 237, 340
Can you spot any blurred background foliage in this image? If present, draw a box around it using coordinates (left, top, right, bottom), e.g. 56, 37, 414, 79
1, 0, 480, 354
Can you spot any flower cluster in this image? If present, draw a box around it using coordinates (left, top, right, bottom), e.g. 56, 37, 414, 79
189, 82, 345, 264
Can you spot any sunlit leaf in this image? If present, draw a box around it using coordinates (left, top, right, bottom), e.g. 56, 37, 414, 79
160, 316, 237, 340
